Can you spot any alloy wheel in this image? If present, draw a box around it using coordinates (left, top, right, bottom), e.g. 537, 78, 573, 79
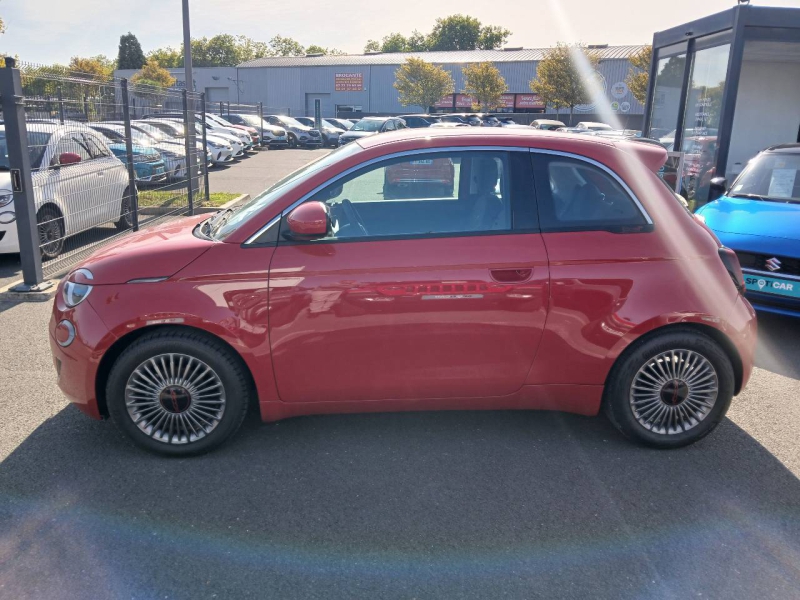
629, 349, 718, 435
125, 353, 226, 445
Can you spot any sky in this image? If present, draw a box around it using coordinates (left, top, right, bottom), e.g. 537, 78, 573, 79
3, 0, 800, 65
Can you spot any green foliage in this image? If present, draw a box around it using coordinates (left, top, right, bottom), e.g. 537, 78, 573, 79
407, 31, 428, 52
117, 32, 146, 69
462, 61, 506, 110
147, 46, 182, 68
131, 58, 176, 88
428, 15, 510, 51
530, 43, 600, 121
305, 44, 345, 56
363, 40, 381, 53
626, 45, 651, 105
269, 35, 305, 57
394, 57, 454, 111
381, 33, 410, 53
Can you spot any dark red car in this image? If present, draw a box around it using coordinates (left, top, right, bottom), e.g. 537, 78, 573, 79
49, 129, 757, 455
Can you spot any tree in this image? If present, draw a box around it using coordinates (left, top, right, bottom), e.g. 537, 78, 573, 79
69, 55, 115, 79
117, 32, 146, 69
381, 33, 408, 53
407, 30, 428, 52
131, 58, 176, 88
529, 78, 562, 119
269, 35, 305, 57
364, 39, 380, 53
462, 61, 506, 111
394, 57, 454, 111
148, 46, 182, 68
305, 44, 345, 56
427, 15, 510, 51
530, 43, 599, 125
626, 45, 651, 105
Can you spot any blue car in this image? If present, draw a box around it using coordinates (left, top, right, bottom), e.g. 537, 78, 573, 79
696, 144, 800, 317
106, 143, 167, 185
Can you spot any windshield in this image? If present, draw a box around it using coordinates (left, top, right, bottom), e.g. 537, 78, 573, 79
214, 143, 361, 239
275, 116, 305, 129
352, 120, 384, 132
729, 152, 800, 202
239, 114, 263, 128
0, 131, 53, 170
133, 123, 167, 141
208, 114, 235, 127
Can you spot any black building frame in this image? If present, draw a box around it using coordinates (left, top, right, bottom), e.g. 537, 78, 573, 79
644, 4, 800, 180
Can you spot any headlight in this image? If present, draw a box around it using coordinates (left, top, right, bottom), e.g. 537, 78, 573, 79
208, 140, 223, 148
63, 268, 93, 307
0, 191, 12, 208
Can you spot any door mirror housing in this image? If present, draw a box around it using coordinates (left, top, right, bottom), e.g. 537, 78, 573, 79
57, 152, 82, 167
286, 201, 330, 239
709, 176, 727, 201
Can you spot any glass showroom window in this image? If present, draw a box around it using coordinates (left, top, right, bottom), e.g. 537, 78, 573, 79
647, 43, 687, 147
681, 38, 731, 207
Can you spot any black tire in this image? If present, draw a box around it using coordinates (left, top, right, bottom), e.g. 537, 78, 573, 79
106, 328, 252, 456
288, 133, 298, 149
115, 188, 134, 231
37, 206, 65, 260
603, 328, 735, 449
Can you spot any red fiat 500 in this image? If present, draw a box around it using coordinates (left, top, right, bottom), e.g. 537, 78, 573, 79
49, 129, 757, 455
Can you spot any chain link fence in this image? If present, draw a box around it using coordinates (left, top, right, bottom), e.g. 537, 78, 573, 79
0, 59, 219, 284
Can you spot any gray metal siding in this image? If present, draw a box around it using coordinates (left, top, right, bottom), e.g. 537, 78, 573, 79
237, 58, 643, 116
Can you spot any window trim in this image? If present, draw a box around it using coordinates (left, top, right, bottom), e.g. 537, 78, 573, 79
530, 149, 654, 230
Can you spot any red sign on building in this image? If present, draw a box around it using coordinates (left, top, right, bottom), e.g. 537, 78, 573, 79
499, 94, 515, 109
334, 73, 364, 91
455, 94, 475, 108
515, 93, 545, 109
434, 95, 454, 108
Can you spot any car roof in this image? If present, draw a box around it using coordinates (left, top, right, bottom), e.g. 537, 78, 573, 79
359, 116, 393, 122
765, 143, 800, 153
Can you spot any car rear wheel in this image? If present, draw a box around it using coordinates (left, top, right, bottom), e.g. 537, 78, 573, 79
37, 206, 65, 260
106, 328, 251, 456
603, 328, 734, 448
288, 133, 298, 149
115, 188, 134, 231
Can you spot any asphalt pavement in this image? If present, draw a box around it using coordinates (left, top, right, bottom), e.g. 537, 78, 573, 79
0, 148, 799, 599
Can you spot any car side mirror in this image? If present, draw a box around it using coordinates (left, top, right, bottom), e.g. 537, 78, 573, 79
709, 176, 727, 201
286, 201, 330, 239
56, 152, 81, 167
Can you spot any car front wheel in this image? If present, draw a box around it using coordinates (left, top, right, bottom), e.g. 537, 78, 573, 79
604, 328, 735, 448
106, 328, 251, 456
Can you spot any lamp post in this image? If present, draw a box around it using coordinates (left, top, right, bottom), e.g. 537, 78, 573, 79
182, 0, 198, 208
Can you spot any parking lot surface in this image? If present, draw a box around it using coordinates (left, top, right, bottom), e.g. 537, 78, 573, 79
1, 150, 799, 599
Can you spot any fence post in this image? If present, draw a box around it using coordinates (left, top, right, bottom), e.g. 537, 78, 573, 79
0, 58, 48, 290
200, 92, 210, 206
258, 102, 264, 149
57, 85, 64, 124
182, 89, 194, 215
120, 79, 139, 232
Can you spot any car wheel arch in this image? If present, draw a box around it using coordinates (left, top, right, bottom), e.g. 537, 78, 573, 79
604, 320, 744, 397
94, 323, 258, 418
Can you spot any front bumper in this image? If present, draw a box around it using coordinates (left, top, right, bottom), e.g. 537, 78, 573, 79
0, 219, 20, 254
49, 290, 117, 420
211, 147, 234, 164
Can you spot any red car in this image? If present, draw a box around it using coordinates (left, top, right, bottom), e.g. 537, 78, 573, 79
384, 157, 455, 198
49, 129, 757, 455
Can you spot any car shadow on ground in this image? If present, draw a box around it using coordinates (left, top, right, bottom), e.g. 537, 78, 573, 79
0, 406, 798, 599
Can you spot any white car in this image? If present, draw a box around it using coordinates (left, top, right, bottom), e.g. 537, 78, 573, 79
191, 122, 244, 158
204, 113, 257, 149
575, 121, 613, 131
222, 113, 289, 148
143, 114, 251, 152
0, 123, 129, 259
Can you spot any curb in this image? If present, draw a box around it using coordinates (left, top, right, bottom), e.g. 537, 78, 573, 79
0, 279, 59, 302
195, 193, 250, 214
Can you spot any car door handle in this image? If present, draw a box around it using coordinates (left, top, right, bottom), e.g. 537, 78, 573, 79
490, 268, 533, 283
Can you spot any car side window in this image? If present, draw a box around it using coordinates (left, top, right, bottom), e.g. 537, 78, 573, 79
384, 120, 395, 132
290, 151, 516, 242
533, 155, 647, 232
395, 119, 406, 129
52, 133, 93, 164
84, 133, 111, 159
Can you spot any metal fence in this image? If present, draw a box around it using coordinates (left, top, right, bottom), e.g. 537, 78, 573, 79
0, 59, 214, 286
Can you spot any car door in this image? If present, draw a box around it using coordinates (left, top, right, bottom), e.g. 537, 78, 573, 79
267, 148, 550, 403
526, 150, 657, 386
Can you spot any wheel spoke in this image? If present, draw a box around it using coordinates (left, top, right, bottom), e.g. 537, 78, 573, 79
125, 353, 226, 445
629, 349, 718, 436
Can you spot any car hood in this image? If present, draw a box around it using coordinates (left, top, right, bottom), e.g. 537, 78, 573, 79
341, 130, 376, 140
77, 214, 213, 285
109, 143, 159, 156
697, 195, 800, 241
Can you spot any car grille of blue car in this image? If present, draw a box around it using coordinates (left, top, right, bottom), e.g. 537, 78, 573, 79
736, 251, 800, 277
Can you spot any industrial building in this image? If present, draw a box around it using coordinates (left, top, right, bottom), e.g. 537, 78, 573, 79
117, 44, 647, 127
